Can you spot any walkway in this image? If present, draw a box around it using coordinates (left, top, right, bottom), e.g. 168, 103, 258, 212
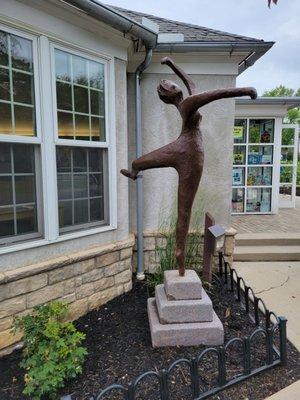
231, 197, 300, 233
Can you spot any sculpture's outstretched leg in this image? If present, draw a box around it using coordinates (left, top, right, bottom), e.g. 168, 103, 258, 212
175, 173, 201, 276
121, 142, 177, 180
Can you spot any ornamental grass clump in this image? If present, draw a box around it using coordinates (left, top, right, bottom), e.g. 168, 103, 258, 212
12, 301, 87, 400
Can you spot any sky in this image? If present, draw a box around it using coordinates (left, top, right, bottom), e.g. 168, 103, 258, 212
105, 0, 300, 95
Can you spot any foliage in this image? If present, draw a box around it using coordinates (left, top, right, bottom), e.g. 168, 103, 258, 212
263, 85, 300, 124
147, 192, 215, 289
12, 301, 87, 400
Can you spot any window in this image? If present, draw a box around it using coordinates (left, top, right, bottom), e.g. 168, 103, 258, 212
0, 29, 41, 244
0, 26, 114, 249
231, 118, 275, 214
53, 48, 109, 233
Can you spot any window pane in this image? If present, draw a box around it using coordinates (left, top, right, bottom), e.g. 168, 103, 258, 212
15, 175, 35, 204
233, 119, 247, 144
247, 167, 272, 186
58, 200, 72, 227
57, 146, 106, 231
89, 148, 103, 172
281, 128, 294, 145
57, 174, 72, 200
0, 207, 14, 237
249, 119, 274, 144
12, 71, 34, 104
16, 205, 36, 234
56, 81, 72, 111
280, 166, 293, 183
89, 173, 102, 196
91, 117, 105, 141
14, 105, 35, 136
0, 67, 10, 101
58, 111, 73, 139
56, 147, 71, 172
0, 31, 8, 66
73, 148, 87, 172
89, 61, 104, 89
55, 50, 71, 81
11, 35, 33, 71
0, 176, 13, 205
90, 198, 104, 221
233, 146, 246, 165
0, 102, 12, 134
0, 143, 11, 173
13, 144, 34, 173
74, 199, 88, 224
74, 86, 89, 113
232, 188, 244, 213
281, 147, 294, 165
248, 146, 273, 165
73, 55, 87, 85
279, 185, 292, 201
90, 90, 104, 116
74, 174, 88, 198
246, 188, 271, 213
75, 114, 89, 140
232, 167, 244, 186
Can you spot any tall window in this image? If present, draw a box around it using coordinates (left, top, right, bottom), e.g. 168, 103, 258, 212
54, 48, 108, 232
0, 29, 41, 244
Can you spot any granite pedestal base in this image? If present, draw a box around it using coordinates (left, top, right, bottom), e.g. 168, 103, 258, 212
148, 270, 224, 347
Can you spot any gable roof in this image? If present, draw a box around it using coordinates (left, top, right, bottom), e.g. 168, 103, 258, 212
111, 6, 265, 44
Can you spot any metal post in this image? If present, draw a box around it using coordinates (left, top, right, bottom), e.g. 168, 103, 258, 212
191, 357, 200, 398
237, 277, 241, 302
218, 251, 223, 277
127, 383, 135, 400
224, 262, 228, 285
254, 297, 259, 326
278, 316, 287, 366
230, 269, 234, 292
266, 328, 273, 365
243, 337, 251, 374
218, 347, 226, 386
160, 369, 170, 400
245, 286, 249, 314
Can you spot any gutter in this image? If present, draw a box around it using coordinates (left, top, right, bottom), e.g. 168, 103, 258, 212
61, 0, 157, 48
236, 97, 300, 108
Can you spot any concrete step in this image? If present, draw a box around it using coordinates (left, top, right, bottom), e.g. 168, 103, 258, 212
234, 245, 300, 262
235, 233, 300, 247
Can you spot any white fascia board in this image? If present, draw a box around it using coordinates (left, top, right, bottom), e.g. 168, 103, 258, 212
158, 33, 184, 43
235, 104, 288, 118
1, 0, 129, 60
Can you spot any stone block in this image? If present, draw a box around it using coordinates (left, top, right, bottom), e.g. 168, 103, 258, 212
49, 265, 74, 284
76, 282, 94, 300
95, 251, 119, 268
88, 285, 123, 310
0, 329, 23, 350
73, 258, 95, 275
155, 285, 213, 324
0, 273, 48, 301
26, 279, 75, 308
0, 296, 26, 319
81, 268, 104, 284
148, 298, 224, 347
68, 298, 89, 321
94, 277, 114, 292
114, 270, 132, 285
0, 317, 13, 332
103, 259, 131, 277
120, 247, 132, 260
164, 269, 202, 300
124, 281, 133, 292
143, 237, 156, 251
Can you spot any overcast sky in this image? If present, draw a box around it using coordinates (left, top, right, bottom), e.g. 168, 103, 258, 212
106, 0, 300, 95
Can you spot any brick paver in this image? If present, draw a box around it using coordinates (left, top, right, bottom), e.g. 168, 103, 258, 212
231, 197, 300, 233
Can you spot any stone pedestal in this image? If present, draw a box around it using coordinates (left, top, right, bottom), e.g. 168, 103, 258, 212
148, 270, 224, 347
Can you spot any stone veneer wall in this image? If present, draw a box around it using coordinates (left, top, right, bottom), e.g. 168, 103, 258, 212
133, 229, 237, 273
0, 234, 135, 355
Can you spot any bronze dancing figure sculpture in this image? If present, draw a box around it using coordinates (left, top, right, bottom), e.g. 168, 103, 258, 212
121, 57, 257, 276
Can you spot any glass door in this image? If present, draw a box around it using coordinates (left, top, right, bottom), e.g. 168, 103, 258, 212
232, 118, 275, 214
279, 124, 299, 208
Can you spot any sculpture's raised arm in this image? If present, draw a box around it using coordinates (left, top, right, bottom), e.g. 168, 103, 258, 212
161, 57, 197, 95
181, 87, 257, 116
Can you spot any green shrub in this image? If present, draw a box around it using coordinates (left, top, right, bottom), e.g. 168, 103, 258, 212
12, 301, 87, 400
147, 198, 205, 289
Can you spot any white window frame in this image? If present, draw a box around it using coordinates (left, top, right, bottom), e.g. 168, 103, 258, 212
231, 116, 280, 215
0, 27, 118, 254
0, 24, 44, 246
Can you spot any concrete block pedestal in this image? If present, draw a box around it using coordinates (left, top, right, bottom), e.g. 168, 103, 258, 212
148, 270, 224, 347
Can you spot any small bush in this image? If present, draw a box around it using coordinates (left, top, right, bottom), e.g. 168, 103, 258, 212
12, 301, 87, 400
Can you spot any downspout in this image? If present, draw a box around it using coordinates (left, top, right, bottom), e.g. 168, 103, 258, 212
135, 48, 153, 280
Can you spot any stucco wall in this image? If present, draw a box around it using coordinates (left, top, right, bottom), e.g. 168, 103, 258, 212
127, 72, 236, 233
0, 58, 129, 271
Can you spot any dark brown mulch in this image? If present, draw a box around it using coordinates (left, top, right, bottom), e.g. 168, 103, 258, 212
0, 278, 299, 400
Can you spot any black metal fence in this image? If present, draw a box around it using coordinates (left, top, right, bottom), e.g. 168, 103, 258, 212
62, 252, 287, 400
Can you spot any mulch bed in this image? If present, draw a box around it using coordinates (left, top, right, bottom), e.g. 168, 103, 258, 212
0, 277, 299, 400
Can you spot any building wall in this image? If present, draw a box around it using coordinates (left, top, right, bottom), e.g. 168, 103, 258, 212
127, 72, 236, 234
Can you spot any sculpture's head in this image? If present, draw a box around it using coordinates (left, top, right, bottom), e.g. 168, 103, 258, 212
157, 79, 183, 105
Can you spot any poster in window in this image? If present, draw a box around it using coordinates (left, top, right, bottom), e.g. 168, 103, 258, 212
233, 126, 244, 142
